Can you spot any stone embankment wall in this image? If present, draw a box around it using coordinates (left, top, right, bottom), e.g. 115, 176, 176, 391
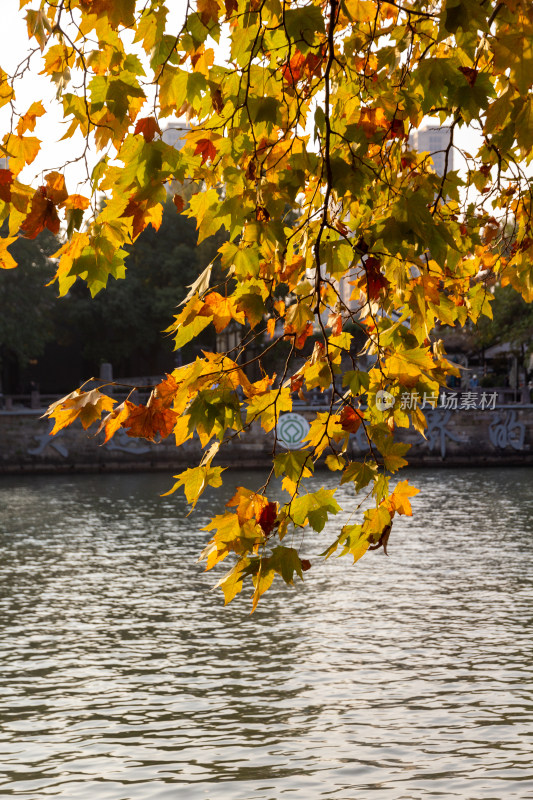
1, 404, 532, 473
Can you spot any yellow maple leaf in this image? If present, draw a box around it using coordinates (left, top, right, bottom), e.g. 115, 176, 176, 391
388, 480, 420, 516
16, 101, 45, 135
304, 412, 346, 458
245, 387, 292, 432
44, 388, 116, 435
49, 232, 91, 296
344, 0, 378, 23
5, 135, 40, 175
0, 236, 18, 269
215, 559, 249, 605
0, 68, 15, 109
385, 347, 436, 382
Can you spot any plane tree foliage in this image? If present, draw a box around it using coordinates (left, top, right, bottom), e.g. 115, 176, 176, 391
1, 0, 533, 608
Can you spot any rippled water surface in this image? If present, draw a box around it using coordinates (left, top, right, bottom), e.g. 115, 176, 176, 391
1, 468, 532, 799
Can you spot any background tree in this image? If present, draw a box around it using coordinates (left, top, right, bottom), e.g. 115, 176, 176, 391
0, 228, 57, 393
473, 284, 533, 383
55, 200, 223, 376
1, 0, 532, 608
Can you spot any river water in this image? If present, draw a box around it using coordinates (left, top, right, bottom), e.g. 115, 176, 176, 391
0, 468, 532, 800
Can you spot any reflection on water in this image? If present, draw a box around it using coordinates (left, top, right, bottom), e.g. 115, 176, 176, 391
0, 468, 532, 799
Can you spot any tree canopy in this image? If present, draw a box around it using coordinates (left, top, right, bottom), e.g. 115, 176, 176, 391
2, 0, 532, 608
0, 227, 57, 391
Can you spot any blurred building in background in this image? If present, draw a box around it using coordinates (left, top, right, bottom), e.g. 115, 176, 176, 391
409, 126, 453, 176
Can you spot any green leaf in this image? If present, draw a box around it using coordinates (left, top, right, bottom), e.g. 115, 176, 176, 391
343, 370, 370, 396
514, 95, 533, 157
269, 546, 304, 584
250, 97, 279, 125
274, 449, 314, 480
289, 488, 341, 532
339, 524, 370, 563
341, 460, 377, 490
235, 291, 266, 327
284, 6, 325, 44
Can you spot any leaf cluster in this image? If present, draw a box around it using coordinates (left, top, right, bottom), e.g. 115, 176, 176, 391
2, 0, 533, 608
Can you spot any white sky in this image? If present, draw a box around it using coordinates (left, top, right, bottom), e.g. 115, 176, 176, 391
0, 0, 482, 197
0, 1, 191, 193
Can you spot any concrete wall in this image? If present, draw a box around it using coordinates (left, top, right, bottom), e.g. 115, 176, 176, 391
1, 404, 532, 473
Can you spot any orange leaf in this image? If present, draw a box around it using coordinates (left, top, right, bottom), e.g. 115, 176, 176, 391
285, 320, 314, 349
152, 373, 179, 408
121, 199, 145, 238
173, 193, 185, 213
280, 255, 305, 287
8, 135, 41, 174
97, 401, 134, 444
64, 194, 90, 211
340, 406, 363, 434
255, 205, 270, 222
44, 171, 68, 205
211, 87, 223, 113
198, 0, 220, 25
358, 107, 388, 138
20, 189, 60, 239
134, 116, 161, 142
296, 320, 314, 349
49, 231, 90, 292
304, 52, 324, 79
0, 169, 13, 202
194, 138, 217, 164
290, 373, 304, 393
202, 292, 244, 332
20, 172, 69, 238
387, 118, 407, 140
122, 397, 178, 441
121, 198, 162, 239
458, 66, 478, 86
387, 480, 420, 516
283, 51, 306, 85
227, 486, 268, 526
267, 317, 276, 339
